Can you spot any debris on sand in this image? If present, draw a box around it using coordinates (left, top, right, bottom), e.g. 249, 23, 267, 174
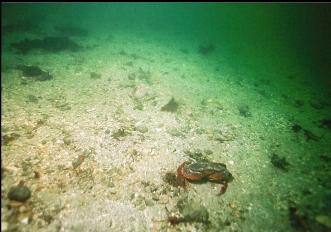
1, 132, 21, 146
270, 153, 290, 171
198, 43, 215, 56
11, 36, 81, 54
2, 22, 38, 34
288, 202, 310, 231
90, 72, 101, 80
319, 119, 331, 131
8, 185, 31, 202
163, 172, 182, 187
169, 200, 210, 225
16, 65, 53, 81
26, 94, 39, 103
302, 129, 320, 142
315, 215, 331, 229
291, 124, 302, 133
54, 25, 88, 37
237, 104, 252, 117
291, 123, 321, 142
111, 128, 131, 140
161, 97, 178, 113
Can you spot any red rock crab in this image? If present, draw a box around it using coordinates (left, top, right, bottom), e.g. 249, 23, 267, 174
177, 160, 233, 195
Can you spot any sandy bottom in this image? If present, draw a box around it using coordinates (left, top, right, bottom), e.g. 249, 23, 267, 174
2, 30, 331, 232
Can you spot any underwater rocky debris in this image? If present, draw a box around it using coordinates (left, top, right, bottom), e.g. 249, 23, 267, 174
291, 124, 302, 133
198, 43, 215, 56
183, 149, 213, 162
237, 104, 252, 117
111, 128, 131, 140
7, 184, 31, 202
167, 127, 186, 138
2, 22, 38, 34
179, 48, 189, 54
54, 25, 88, 37
291, 123, 321, 142
127, 68, 152, 84
200, 98, 224, 114
168, 199, 210, 225
26, 94, 39, 103
137, 68, 152, 84
161, 97, 179, 113
163, 172, 182, 187
287, 201, 331, 231
11, 36, 81, 54
1, 132, 20, 146
16, 65, 53, 81
270, 153, 290, 171
294, 99, 305, 108
90, 72, 101, 79
310, 100, 330, 110
214, 127, 237, 143
303, 129, 321, 142
288, 202, 309, 231
319, 119, 331, 131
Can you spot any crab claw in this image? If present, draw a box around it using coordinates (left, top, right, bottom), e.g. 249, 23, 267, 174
218, 182, 228, 195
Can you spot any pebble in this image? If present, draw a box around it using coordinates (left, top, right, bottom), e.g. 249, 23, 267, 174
109, 188, 116, 194
136, 125, 148, 133
159, 195, 169, 204
63, 136, 72, 145
316, 215, 331, 228
19, 217, 29, 225
152, 194, 159, 201
1, 221, 8, 231
145, 199, 154, 207
8, 185, 31, 202
86, 108, 96, 113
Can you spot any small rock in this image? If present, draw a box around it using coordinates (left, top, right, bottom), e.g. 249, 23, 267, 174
108, 181, 115, 188
19, 217, 29, 225
111, 128, 130, 140
159, 195, 169, 204
214, 125, 236, 143
270, 153, 290, 171
136, 125, 148, 133
238, 104, 252, 117
167, 127, 184, 137
90, 72, 101, 79
152, 194, 159, 201
63, 136, 72, 145
8, 185, 31, 202
163, 172, 181, 187
145, 199, 154, 207
316, 215, 331, 229
109, 188, 116, 194
72, 155, 85, 169
181, 201, 209, 223
26, 94, 38, 103
161, 97, 178, 113
2, 133, 20, 145
1, 221, 8, 231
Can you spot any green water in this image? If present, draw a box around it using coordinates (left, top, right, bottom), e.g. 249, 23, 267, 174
1, 3, 331, 232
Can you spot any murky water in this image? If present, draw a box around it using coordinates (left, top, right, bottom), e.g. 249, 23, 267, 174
2, 3, 331, 232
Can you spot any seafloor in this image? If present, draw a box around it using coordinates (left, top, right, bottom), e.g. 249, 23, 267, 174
1, 25, 331, 232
